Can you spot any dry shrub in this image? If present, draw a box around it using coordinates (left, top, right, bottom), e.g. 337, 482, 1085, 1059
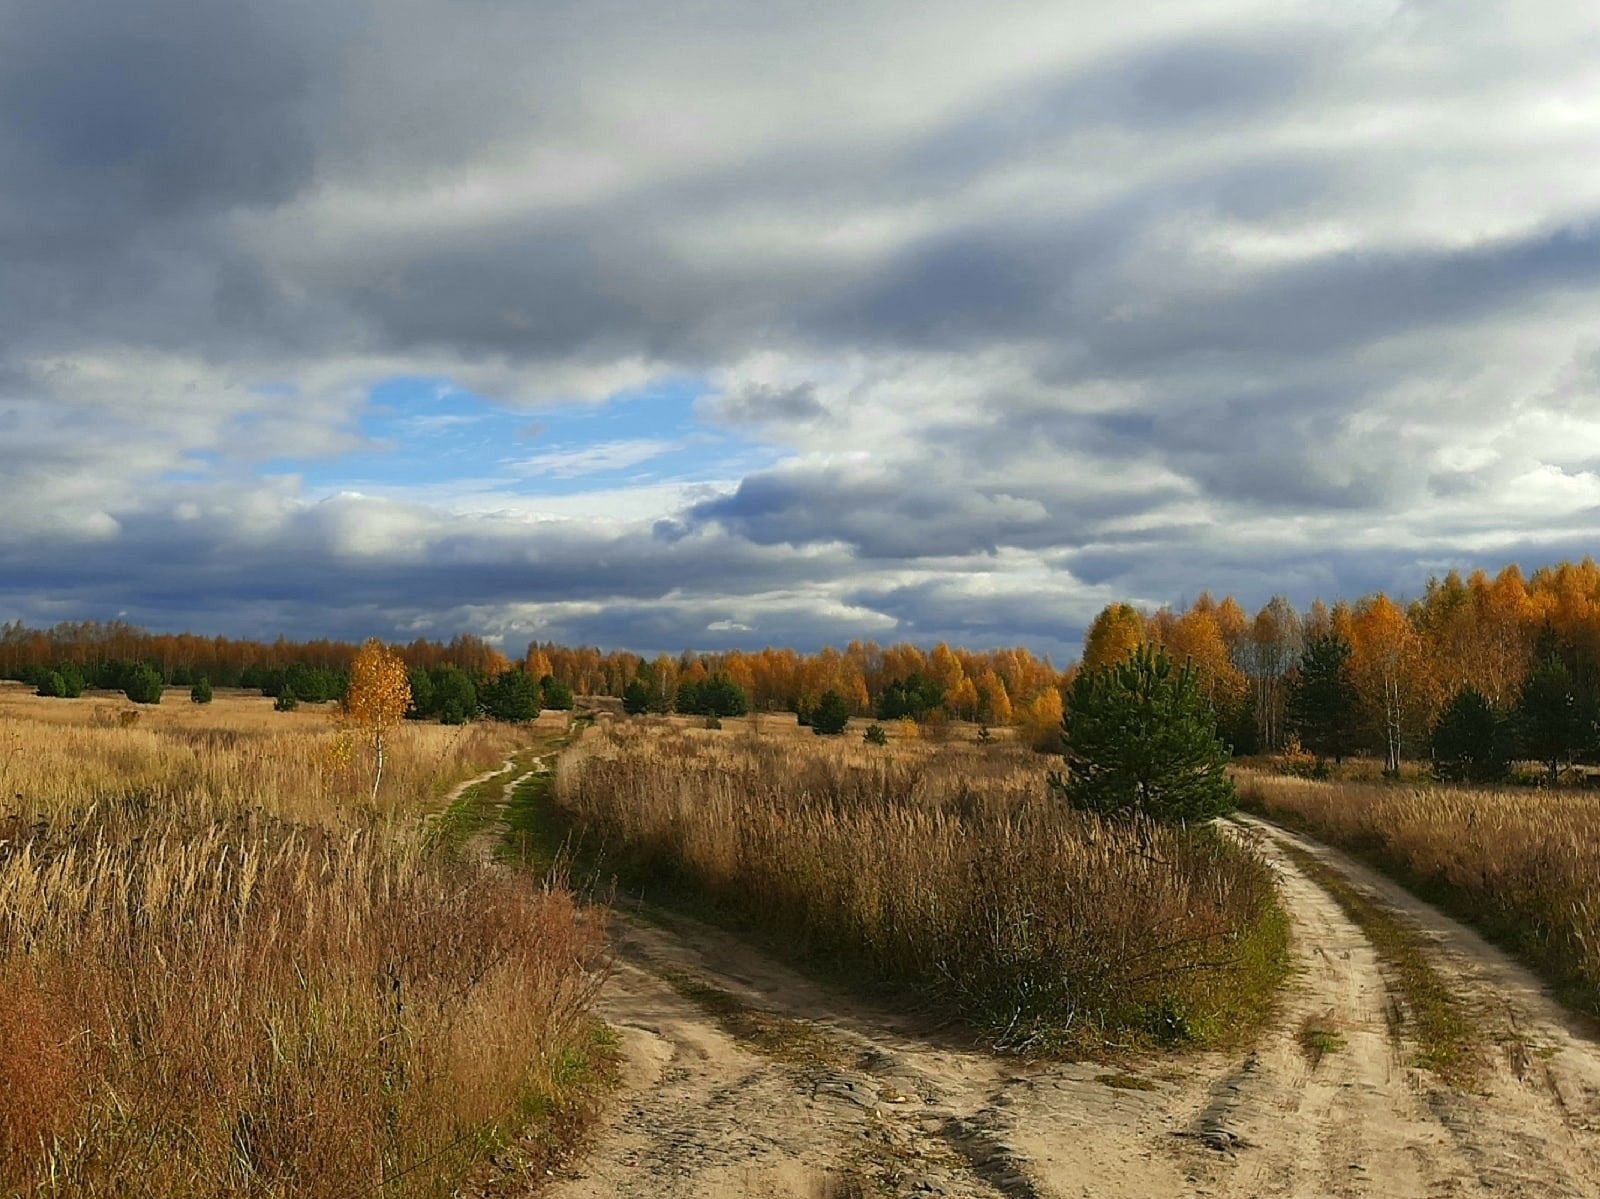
1238, 772, 1600, 1012
555, 725, 1284, 1051
0, 807, 605, 1198
0, 965, 80, 1162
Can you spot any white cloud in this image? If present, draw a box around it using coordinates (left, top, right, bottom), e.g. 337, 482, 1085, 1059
509, 439, 681, 479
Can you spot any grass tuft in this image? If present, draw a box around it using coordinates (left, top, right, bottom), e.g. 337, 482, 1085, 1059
1296, 1016, 1347, 1068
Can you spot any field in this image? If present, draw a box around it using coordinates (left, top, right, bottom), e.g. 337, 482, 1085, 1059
0, 684, 604, 1199
1237, 770, 1600, 1015
553, 720, 1287, 1052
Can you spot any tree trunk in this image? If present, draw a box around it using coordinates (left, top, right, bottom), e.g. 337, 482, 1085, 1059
371, 731, 385, 804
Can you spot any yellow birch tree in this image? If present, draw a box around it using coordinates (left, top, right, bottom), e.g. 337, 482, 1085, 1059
344, 638, 412, 804
1349, 595, 1433, 774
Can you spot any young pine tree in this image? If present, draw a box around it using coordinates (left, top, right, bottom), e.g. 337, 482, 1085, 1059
481, 669, 541, 721
124, 665, 164, 705
1056, 644, 1234, 824
1288, 634, 1359, 764
1430, 685, 1508, 784
1516, 655, 1592, 785
810, 689, 851, 736
622, 678, 651, 716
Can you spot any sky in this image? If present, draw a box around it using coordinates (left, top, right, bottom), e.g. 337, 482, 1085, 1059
4, 1, 1600, 660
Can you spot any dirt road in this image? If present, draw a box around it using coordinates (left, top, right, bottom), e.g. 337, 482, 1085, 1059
542, 816, 1600, 1199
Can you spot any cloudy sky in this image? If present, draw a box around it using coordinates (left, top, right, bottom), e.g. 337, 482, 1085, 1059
4, 0, 1600, 658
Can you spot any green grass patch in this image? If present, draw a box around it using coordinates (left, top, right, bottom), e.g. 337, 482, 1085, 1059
431, 749, 539, 850
1296, 1016, 1346, 1067
503, 766, 575, 871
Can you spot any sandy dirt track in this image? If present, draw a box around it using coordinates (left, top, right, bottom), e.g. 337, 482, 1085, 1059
542, 816, 1600, 1199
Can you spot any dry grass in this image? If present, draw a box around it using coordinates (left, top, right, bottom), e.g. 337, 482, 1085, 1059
554, 723, 1286, 1053
0, 683, 530, 827
1238, 771, 1600, 1017
0, 693, 607, 1199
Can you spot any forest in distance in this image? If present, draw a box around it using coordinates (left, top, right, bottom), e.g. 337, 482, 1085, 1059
9, 555, 1600, 777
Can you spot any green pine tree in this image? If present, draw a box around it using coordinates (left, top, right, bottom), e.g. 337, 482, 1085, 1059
1429, 685, 1507, 783
810, 689, 850, 736
1516, 655, 1592, 784
1055, 644, 1234, 824
124, 664, 165, 705
480, 669, 542, 721
622, 679, 651, 715
1288, 634, 1359, 764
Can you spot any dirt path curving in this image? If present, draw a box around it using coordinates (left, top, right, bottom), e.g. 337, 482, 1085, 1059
542, 818, 1600, 1198
1232, 814, 1600, 1198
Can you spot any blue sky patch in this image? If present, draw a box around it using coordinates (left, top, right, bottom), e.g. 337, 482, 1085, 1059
260, 374, 785, 502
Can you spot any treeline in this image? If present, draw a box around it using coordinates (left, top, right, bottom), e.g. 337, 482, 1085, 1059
0, 621, 1070, 733
531, 641, 1068, 740
0, 621, 577, 721
0, 621, 513, 686
1087, 558, 1600, 782
25, 553, 1600, 770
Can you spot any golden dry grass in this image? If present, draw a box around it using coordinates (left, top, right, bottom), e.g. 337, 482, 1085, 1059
555, 723, 1285, 1052
0, 690, 606, 1199
1238, 771, 1600, 1015
0, 682, 531, 826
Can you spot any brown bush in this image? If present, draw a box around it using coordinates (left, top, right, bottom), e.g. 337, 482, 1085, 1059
0, 965, 80, 1163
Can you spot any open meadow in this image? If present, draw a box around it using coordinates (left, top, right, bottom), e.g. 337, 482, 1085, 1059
0, 684, 604, 1199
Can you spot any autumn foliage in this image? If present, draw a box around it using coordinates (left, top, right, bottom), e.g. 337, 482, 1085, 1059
16, 556, 1600, 765
1085, 558, 1600, 771
344, 639, 412, 802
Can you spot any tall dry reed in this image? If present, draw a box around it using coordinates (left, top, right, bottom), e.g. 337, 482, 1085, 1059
0, 705, 606, 1199
555, 724, 1284, 1051
1238, 772, 1600, 1012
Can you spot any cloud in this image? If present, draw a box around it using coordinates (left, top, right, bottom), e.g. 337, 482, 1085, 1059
698, 382, 827, 430
510, 439, 680, 479
4, 0, 1600, 654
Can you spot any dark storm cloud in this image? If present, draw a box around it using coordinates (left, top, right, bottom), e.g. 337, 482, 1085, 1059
4, 0, 1600, 654
1081, 223, 1600, 369
0, 0, 359, 355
